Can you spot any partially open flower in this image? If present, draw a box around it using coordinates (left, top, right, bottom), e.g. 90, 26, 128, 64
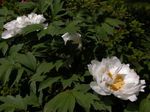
88, 56, 145, 102
1, 13, 46, 39
61, 32, 82, 48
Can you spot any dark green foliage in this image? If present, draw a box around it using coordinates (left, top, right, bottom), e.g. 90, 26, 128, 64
0, 93, 39, 112
0, 0, 149, 112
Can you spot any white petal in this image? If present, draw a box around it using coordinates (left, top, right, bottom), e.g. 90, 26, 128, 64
104, 56, 122, 68
102, 56, 122, 75
61, 32, 70, 45
113, 90, 137, 101
116, 64, 130, 75
28, 13, 46, 24
16, 16, 31, 28
88, 60, 101, 77
3, 20, 17, 30
28, 13, 37, 19
90, 82, 111, 95
61, 32, 82, 48
36, 15, 46, 23
128, 95, 137, 102
122, 85, 140, 94
43, 23, 48, 29
1, 30, 14, 39
140, 80, 146, 84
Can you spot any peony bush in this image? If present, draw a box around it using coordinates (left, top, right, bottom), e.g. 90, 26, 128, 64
0, 0, 149, 112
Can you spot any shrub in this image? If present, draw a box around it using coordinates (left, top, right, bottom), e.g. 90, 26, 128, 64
0, 0, 149, 112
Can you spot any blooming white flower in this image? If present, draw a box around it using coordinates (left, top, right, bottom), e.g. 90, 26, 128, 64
1, 13, 46, 39
88, 56, 145, 102
61, 32, 82, 48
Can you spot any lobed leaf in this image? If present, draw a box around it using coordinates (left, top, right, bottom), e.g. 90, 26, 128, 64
44, 91, 75, 112
16, 52, 37, 71
39, 76, 61, 91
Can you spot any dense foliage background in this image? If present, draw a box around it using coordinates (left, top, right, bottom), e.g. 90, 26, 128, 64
0, 0, 150, 112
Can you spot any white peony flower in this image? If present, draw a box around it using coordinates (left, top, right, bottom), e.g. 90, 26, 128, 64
1, 13, 46, 39
61, 32, 82, 48
88, 56, 146, 102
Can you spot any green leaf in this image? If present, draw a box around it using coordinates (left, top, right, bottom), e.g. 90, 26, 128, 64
45, 24, 60, 36
38, 24, 60, 38
32, 43, 46, 50
16, 52, 37, 71
12, 68, 24, 86
37, 28, 48, 39
9, 44, 24, 55
30, 81, 37, 94
92, 101, 107, 111
105, 18, 125, 27
0, 7, 8, 16
61, 75, 79, 89
95, 26, 108, 40
40, 0, 52, 13
39, 76, 61, 91
101, 23, 114, 35
16, 2, 36, 11
0, 57, 24, 85
30, 73, 46, 82
72, 91, 99, 112
0, 41, 8, 55
3, 66, 13, 84
91, 96, 112, 112
73, 84, 90, 93
36, 62, 54, 74
0, 95, 27, 111
54, 60, 64, 71
23, 93, 39, 107
44, 91, 75, 112
30, 62, 54, 82
0, 94, 39, 112
45, 23, 62, 36
39, 91, 43, 105
62, 21, 80, 33
0, 17, 5, 29
139, 94, 150, 112
38, 21, 64, 38
0, 61, 12, 84
51, 0, 64, 17
21, 24, 44, 36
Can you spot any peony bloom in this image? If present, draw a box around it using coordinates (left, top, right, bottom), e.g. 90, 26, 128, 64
88, 56, 145, 102
61, 32, 82, 48
1, 13, 46, 39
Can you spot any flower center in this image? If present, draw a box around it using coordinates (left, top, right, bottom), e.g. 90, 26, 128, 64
108, 74, 124, 91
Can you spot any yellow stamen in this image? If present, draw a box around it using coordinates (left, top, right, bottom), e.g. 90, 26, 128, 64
109, 75, 124, 91
107, 72, 113, 79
